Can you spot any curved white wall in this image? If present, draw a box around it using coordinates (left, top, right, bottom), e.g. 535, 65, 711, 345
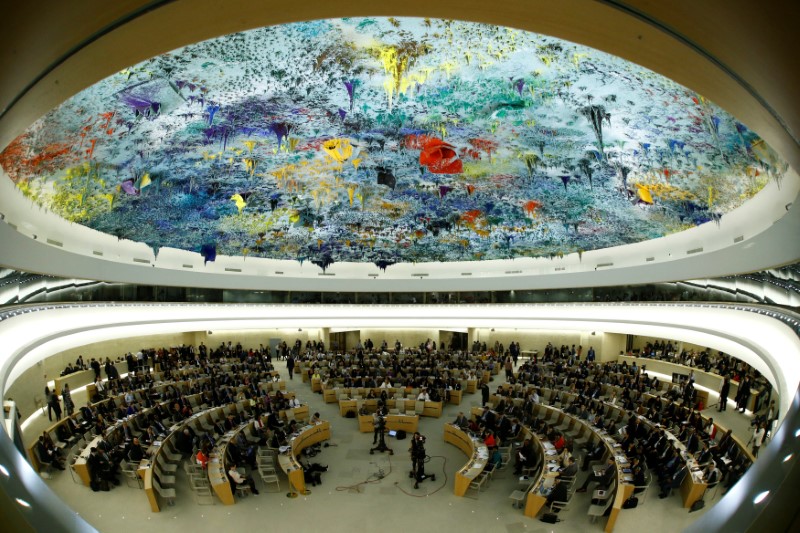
2, 303, 798, 419
0, 302, 799, 532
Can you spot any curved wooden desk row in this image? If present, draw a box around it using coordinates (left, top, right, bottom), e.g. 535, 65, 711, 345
70, 390, 204, 487
338, 398, 442, 418
468, 401, 633, 532
533, 402, 634, 532
34, 374, 214, 470
538, 386, 711, 512
277, 421, 331, 494
443, 424, 489, 496
618, 355, 765, 412
638, 391, 756, 463
356, 414, 420, 434
645, 418, 708, 509
208, 419, 256, 506
145, 402, 235, 512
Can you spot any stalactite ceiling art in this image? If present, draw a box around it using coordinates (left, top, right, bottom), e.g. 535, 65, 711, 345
0, 18, 787, 270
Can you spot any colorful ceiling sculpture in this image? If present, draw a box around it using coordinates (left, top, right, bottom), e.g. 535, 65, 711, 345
0, 18, 787, 270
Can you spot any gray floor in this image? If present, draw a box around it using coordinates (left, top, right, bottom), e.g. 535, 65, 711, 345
28, 361, 757, 533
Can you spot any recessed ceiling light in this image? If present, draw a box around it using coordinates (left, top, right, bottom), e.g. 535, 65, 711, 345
753, 491, 769, 504
783, 454, 793, 463
15, 498, 31, 508
0, 464, 9, 477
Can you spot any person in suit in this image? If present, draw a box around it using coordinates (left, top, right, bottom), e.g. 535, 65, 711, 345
127, 437, 146, 462
120, 421, 135, 442
481, 382, 490, 406
684, 427, 700, 454
576, 456, 615, 492
581, 440, 605, 471
479, 407, 497, 431
452, 412, 469, 429
514, 438, 537, 475
659, 465, 688, 498
35, 436, 65, 470
695, 440, 712, 467
736, 376, 751, 413
559, 456, 578, 479
546, 477, 570, 509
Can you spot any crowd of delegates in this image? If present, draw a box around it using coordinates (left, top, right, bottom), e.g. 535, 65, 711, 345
481, 355, 750, 500
298, 345, 506, 402
633, 339, 770, 407
47, 341, 318, 493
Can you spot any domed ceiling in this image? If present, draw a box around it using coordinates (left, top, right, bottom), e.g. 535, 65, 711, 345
0, 17, 787, 271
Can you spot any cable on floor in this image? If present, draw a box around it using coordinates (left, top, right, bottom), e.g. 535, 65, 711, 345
334, 455, 394, 492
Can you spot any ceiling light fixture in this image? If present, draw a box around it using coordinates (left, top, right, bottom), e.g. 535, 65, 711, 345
15, 498, 31, 508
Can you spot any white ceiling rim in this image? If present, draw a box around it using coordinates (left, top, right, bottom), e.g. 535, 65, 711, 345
1, 1, 799, 290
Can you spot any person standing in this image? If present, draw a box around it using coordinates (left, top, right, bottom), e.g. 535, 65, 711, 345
718, 376, 730, 412
737, 376, 751, 413
481, 382, 490, 407
90, 358, 101, 380
49, 387, 62, 421
751, 422, 766, 457
286, 353, 295, 380
44, 386, 55, 422
61, 384, 75, 417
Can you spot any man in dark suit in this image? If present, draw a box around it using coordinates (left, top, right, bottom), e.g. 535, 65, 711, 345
452, 412, 469, 429
496, 414, 512, 441
659, 465, 688, 498
684, 427, 700, 454
581, 440, 605, 471
479, 407, 497, 431
514, 438, 536, 475
576, 456, 615, 492
127, 437, 146, 462
559, 456, 578, 479
546, 477, 570, 510
35, 437, 65, 470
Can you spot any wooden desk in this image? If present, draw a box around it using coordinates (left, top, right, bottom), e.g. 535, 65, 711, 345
278, 421, 331, 494
523, 429, 553, 518
140, 403, 210, 511
448, 389, 463, 405
311, 378, 322, 392
681, 469, 708, 509
606, 482, 635, 532
655, 421, 708, 509
422, 401, 443, 418
357, 414, 419, 433
54, 369, 95, 397
289, 404, 310, 422
444, 424, 488, 496
339, 399, 357, 417
70, 435, 103, 486
466, 379, 477, 393
207, 418, 254, 506
323, 388, 338, 403
208, 452, 234, 505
